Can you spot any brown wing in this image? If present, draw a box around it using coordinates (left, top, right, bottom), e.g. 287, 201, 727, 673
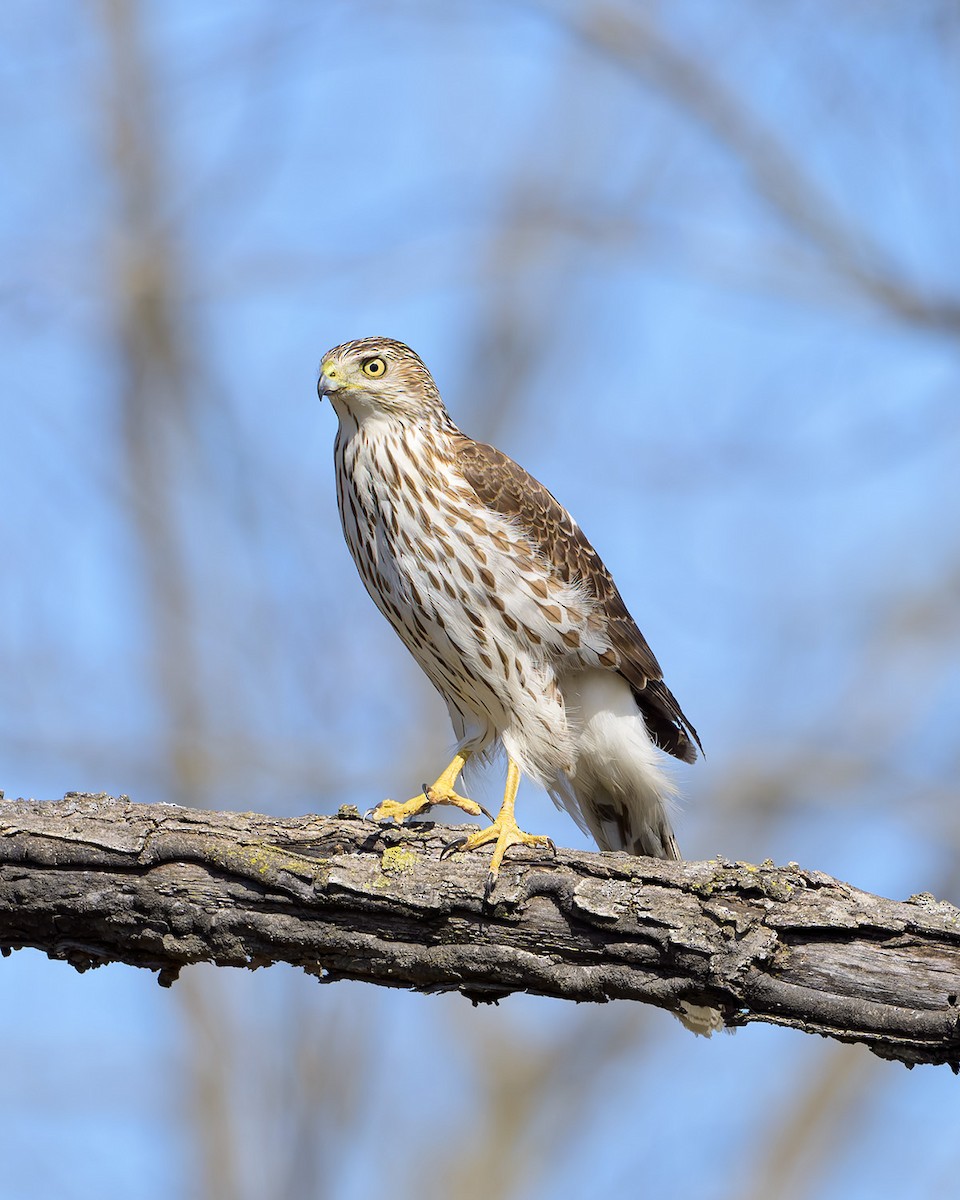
454, 436, 701, 763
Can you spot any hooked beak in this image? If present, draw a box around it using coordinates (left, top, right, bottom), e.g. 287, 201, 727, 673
317, 359, 340, 400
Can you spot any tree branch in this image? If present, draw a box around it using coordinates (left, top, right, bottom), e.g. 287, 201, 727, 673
545, 2, 960, 338
2, 793, 958, 1069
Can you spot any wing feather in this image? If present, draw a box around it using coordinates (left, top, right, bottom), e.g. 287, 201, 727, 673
454, 436, 701, 763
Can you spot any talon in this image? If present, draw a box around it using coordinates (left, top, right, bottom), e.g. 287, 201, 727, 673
441, 836, 469, 860
483, 871, 497, 901
370, 752, 485, 827
368, 798, 408, 824
444, 758, 553, 882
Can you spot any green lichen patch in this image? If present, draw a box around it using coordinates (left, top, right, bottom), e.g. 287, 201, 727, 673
380, 845, 419, 874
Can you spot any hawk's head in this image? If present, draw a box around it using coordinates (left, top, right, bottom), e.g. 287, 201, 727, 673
318, 337, 446, 423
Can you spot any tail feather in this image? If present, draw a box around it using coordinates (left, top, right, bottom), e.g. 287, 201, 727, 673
580, 784, 680, 860
557, 670, 681, 860
555, 669, 724, 1037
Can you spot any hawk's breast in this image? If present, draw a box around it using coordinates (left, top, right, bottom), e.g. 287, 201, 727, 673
334, 417, 601, 776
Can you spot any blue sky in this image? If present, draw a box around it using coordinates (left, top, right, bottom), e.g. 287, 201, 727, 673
2, 3, 959, 1198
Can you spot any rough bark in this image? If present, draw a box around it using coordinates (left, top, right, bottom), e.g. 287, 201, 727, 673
1, 793, 958, 1069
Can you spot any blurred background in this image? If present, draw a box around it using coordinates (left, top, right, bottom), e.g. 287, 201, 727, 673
2, 1, 959, 1197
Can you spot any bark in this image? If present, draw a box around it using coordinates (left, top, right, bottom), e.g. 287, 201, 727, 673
1, 793, 958, 1070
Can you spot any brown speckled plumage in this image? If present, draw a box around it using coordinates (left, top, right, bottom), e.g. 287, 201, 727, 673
317, 336, 701, 865
454, 435, 701, 765
317, 337, 721, 1031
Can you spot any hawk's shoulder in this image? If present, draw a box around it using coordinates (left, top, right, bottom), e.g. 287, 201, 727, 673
453, 435, 701, 763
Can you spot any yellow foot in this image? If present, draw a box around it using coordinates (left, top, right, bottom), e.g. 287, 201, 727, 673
440, 757, 555, 897
368, 752, 491, 825
369, 787, 489, 824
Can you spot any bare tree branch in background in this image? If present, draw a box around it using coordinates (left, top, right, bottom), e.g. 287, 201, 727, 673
96, 6, 362, 1197
98, 4, 245, 1195
542, 1, 960, 337
742, 1043, 878, 1200
3, 794, 959, 1071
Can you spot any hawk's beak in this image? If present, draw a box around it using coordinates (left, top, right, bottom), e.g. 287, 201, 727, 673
317, 359, 339, 400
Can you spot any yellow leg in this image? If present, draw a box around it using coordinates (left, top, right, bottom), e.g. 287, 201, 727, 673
369, 751, 490, 824
441, 758, 555, 894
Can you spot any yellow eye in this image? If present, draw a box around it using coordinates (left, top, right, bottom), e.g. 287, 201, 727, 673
361, 356, 387, 379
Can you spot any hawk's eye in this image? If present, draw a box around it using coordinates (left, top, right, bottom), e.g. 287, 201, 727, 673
361, 356, 387, 379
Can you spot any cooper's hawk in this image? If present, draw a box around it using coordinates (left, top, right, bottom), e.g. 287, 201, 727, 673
318, 335, 702, 865
318, 338, 718, 1031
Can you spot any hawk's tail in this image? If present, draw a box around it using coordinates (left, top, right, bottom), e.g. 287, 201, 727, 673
559, 669, 681, 860
555, 670, 724, 1037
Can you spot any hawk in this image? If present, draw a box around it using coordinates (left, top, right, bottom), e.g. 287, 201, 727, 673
318, 330, 703, 860
318, 338, 718, 1031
